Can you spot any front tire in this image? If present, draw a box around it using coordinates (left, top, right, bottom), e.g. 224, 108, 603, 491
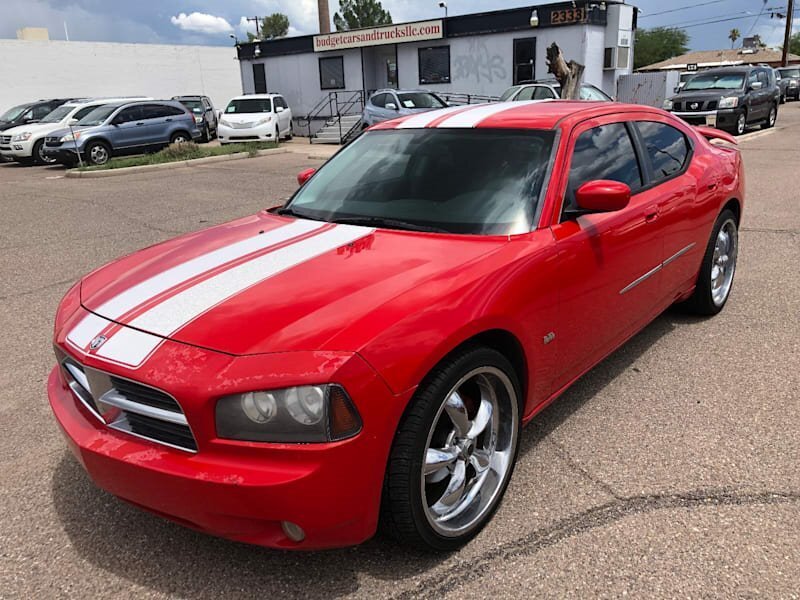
381, 346, 521, 551
85, 141, 111, 166
33, 139, 56, 165
682, 209, 739, 316
733, 110, 747, 136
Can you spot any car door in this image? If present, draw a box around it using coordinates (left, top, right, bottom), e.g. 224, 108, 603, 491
275, 96, 290, 133
745, 70, 766, 121
631, 119, 706, 300
369, 93, 393, 124
550, 118, 665, 387
109, 106, 145, 149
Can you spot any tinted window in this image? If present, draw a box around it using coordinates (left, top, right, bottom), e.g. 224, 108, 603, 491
141, 104, 171, 119
534, 86, 556, 100
635, 121, 689, 181
370, 93, 388, 108
757, 69, 769, 86
73, 105, 100, 120
0, 104, 30, 121
516, 86, 535, 101
31, 105, 52, 119
499, 86, 522, 101
288, 129, 556, 235
319, 56, 345, 90
565, 123, 642, 212
418, 46, 451, 84
116, 106, 144, 123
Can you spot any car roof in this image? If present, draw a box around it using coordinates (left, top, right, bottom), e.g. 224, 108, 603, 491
229, 94, 280, 100
371, 100, 664, 131
696, 66, 751, 74
173, 95, 206, 100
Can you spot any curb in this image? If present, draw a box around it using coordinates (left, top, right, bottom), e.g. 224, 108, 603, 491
736, 128, 777, 143
65, 147, 289, 178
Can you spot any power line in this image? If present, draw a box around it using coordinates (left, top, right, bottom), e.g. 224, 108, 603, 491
745, 0, 769, 36
639, 0, 736, 19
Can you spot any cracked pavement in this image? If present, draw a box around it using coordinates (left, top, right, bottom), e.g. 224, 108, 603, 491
0, 107, 798, 598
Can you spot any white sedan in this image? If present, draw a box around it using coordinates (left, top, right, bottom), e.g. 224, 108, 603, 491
217, 94, 293, 145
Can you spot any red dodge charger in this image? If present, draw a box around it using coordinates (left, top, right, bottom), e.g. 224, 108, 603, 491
49, 101, 744, 551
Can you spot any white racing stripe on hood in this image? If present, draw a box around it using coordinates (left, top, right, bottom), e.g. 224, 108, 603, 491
95, 224, 374, 368
395, 104, 476, 129
434, 100, 542, 128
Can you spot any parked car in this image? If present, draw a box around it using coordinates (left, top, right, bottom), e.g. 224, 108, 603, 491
0, 97, 151, 165
173, 95, 218, 142
499, 79, 612, 102
777, 66, 800, 101
663, 65, 779, 135
362, 89, 446, 127
676, 71, 697, 92
0, 98, 74, 132
42, 100, 200, 167
217, 94, 293, 144
50, 101, 744, 552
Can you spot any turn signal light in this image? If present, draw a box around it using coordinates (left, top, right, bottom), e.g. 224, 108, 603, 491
328, 385, 362, 441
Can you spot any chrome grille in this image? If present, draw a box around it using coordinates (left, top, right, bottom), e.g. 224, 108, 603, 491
0, 135, 11, 144
60, 357, 197, 452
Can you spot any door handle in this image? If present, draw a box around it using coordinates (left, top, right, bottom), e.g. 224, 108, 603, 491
136, 122, 145, 126
165, 118, 173, 122
645, 210, 659, 223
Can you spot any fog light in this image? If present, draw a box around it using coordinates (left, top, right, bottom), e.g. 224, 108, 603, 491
281, 520, 305, 542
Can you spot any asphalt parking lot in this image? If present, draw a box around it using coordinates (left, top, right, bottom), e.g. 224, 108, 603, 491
1, 108, 798, 599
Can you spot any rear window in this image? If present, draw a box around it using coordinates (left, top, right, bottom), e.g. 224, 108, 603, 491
225, 99, 272, 114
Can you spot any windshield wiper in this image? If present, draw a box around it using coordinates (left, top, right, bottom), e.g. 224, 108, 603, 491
331, 216, 449, 233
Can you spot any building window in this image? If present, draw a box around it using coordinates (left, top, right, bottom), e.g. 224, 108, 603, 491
617, 46, 630, 69
603, 47, 614, 70
418, 46, 451, 85
319, 56, 345, 90
253, 63, 267, 93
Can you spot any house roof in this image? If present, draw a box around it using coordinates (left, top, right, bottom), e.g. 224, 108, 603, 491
639, 48, 800, 71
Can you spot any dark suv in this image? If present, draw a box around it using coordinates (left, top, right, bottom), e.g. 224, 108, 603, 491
173, 95, 218, 142
777, 67, 800, 101
664, 66, 779, 135
0, 98, 74, 132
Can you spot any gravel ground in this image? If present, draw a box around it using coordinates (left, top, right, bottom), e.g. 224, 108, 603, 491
0, 109, 798, 599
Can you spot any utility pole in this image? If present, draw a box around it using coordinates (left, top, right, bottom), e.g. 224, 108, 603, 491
318, 0, 331, 33
782, 0, 795, 66
246, 16, 262, 39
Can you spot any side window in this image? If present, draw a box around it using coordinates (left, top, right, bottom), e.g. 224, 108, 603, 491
31, 105, 52, 119
757, 69, 769, 86
141, 104, 170, 119
534, 86, 556, 100
371, 93, 387, 108
74, 105, 99, 120
747, 71, 758, 88
635, 121, 690, 182
164, 105, 188, 116
564, 123, 642, 214
516, 87, 535, 101
115, 106, 143, 123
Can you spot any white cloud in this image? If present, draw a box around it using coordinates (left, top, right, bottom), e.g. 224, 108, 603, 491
170, 12, 233, 35
238, 16, 256, 34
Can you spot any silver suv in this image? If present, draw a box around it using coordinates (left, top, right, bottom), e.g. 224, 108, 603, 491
362, 90, 447, 127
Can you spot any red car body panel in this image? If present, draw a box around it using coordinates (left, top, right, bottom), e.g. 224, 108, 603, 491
49, 101, 744, 549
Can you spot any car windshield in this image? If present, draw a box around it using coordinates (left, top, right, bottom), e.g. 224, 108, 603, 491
286, 129, 555, 235
1, 104, 30, 121
499, 86, 522, 101
396, 93, 445, 109
684, 73, 745, 90
226, 99, 271, 113
77, 104, 119, 126
181, 100, 204, 114
779, 68, 800, 78
40, 106, 74, 123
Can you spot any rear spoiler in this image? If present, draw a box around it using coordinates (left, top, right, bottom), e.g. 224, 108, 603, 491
693, 126, 738, 145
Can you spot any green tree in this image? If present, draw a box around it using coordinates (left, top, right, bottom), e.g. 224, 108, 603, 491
790, 31, 800, 55
728, 28, 740, 49
634, 27, 690, 70
246, 13, 290, 41
333, 0, 392, 31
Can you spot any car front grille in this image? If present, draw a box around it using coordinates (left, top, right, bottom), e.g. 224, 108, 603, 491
0, 135, 11, 144
229, 135, 260, 141
677, 99, 717, 112
60, 356, 197, 452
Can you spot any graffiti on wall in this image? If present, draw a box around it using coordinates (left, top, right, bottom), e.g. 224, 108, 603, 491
453, 40, 507, 84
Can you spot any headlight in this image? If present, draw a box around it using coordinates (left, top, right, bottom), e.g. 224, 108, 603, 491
662, 99, 673, 110
790, 81, 798, 87
59, 132, 81, 142
719, 97, 739, 109
220, 119, 232, 127
215, 384, 362, 443
257, 116, 272, 126
11, 132, 31, 142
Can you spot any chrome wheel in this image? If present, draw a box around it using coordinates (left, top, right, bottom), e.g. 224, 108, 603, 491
172, 134, 189, 144
736, 113, 746, 135
421, 366, 518, 537
89, 144, 109, 165
710, 218, 737, 306
768, 106, 777, 127
37, 142, 56, 164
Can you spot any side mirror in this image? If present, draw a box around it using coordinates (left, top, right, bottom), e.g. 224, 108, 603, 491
385, 102, 398, 110
574, 180, 631, 214
297, 167, 316, 186
276, 106, 285, 113
67, 118, 79, 126
750, 81, 763, 91
674, 86, 681, 94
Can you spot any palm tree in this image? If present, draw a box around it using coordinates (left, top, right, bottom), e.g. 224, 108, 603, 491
729, 28, 741, 49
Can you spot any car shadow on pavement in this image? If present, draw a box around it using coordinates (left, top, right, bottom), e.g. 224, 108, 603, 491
50, 308, 699, 598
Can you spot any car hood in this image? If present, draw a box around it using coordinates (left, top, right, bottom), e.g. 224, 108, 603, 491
0, 120, 22, 131
2, 121, 65, 136
45, 125, 95, 138
78, 213, 508, 356
671, 88, 741, 101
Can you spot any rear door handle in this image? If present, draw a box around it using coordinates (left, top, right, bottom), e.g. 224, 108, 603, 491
165, 118, 173, 122
136, 122, 145, 126
645, 210, 659, 223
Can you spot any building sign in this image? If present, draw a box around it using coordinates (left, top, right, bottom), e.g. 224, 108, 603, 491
549, 6, 587, 25
313, 20, 443, 52
687, 63, 698, 71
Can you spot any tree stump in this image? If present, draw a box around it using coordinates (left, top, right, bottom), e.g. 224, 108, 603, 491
546, 42, 585, 100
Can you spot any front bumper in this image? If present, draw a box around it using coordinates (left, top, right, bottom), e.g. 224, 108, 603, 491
48, 323, 405, 550
42, 145, 83, 164
672, 108, 739, 130
218, 122, 276, 144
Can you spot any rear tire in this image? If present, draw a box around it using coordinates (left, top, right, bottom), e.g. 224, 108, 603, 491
170, 131, 190, 144
681, 209, 738, 316
381, 346, 521, 552
200, 126, 210, 143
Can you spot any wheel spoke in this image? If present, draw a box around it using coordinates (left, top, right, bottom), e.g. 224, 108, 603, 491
425, 447, 459, 475
470, 449, 491, 473
430, 459, 466, 515
445, 391, 470, 437
467, 399, 493, 439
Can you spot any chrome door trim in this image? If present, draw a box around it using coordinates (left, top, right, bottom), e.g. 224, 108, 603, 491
662, 242, 696, 267
619, 242, 698, 295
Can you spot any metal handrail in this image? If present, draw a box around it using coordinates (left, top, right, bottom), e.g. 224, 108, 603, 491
437, 92, 500, 105
300, 90, 365, 141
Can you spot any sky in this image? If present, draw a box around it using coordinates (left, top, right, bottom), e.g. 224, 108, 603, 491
1, 0, 797, 50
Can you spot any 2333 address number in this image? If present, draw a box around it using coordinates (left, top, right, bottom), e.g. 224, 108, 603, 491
550, 7, 587, 25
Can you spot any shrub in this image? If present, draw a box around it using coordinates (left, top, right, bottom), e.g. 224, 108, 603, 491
159, 141, 203, 161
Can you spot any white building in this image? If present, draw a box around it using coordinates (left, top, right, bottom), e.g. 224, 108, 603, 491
236, 1, 637, 120
0, 39, 242, 112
